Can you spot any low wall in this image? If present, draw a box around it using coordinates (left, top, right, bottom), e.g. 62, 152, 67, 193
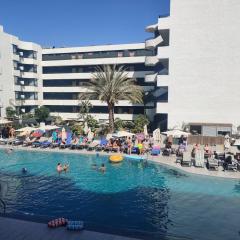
188, 135, 224, 145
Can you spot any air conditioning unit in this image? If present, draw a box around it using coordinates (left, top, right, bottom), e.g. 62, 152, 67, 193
19, 66, 24, 71
19, 52, 24, 57
20, 94, 25, 99
21, 108, 25, 113
20, 80, 25, 85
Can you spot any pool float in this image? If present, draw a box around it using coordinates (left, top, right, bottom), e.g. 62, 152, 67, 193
109, 155, 123, 163
48, 218, 67, 228
67, 220, 84, 231
125, 155, 145, 162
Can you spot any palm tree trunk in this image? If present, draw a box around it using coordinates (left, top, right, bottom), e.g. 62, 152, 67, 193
108, 104, 114, 133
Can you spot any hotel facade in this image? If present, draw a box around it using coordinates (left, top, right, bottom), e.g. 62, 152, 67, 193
0, 0, 240, 131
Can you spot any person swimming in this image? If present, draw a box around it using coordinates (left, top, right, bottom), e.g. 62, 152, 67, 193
57, 163, 63, 174
99, 163, 106, 173
91, 163, 97, 170
63, 164, 69, 173
22, 168, 27, 174
5, 148, 13, 154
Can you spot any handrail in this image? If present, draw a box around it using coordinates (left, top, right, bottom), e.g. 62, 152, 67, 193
0, 198, 6, 214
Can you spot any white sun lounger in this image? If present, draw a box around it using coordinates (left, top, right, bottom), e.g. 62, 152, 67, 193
194, 150, 205, 167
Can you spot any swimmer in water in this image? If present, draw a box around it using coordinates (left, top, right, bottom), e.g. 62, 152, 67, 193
91, 163, 97, 170
5, 148, 13, 154
99, 163, 106, 173
22, 168, 27, 174
57, 163, 63, 174
63, 164, 69, 173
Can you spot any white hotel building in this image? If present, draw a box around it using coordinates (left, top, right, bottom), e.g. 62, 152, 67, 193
0, 0, 240, 131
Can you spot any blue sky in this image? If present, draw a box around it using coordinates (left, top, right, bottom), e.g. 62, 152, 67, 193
0, 0, 169, 47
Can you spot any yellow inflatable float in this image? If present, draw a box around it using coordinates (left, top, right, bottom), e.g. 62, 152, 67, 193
109, 155, 123, 163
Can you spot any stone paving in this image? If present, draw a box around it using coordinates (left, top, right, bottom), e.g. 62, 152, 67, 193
0, 217, 140, 240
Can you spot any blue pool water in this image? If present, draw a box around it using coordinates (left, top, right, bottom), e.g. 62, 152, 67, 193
0, 149, 240, 240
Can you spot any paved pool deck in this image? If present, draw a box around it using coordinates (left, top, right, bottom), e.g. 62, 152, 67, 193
0, 144, 240, 179
0, 217, 140, 240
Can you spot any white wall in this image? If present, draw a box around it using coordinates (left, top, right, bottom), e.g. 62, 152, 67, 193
0, 27, 15, 117
156, 0, 240, 129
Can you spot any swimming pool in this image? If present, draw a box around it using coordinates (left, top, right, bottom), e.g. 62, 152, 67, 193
0, 149, 240, 239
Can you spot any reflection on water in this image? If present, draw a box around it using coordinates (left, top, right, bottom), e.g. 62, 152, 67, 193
0, 149, 239, 239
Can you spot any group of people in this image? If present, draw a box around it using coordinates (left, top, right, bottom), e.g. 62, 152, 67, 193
91, 163, 106, 173
56, 163, 69, 174
1, 126, 15, 138
105, 135, 155, 155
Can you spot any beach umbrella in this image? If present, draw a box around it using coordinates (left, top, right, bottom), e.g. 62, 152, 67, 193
16, 127, 36, 132
32, 129, 44, 137
144, 125, 148, 136
87, 128, 94, 141
106, 133, 112, 140
153, 128, 161, 143
61, 127, 67, 141
84, 122, 89, 135
162, 129, 190, 138
112, 131, 135, 138
38, 125, 60, 131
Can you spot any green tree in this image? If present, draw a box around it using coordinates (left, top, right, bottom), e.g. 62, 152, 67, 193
22, 112, 34, 120
71, 124, 83, 135
78, 100, 92, 122
6, 106, 16, 118
114, 118, 124, 131
34, 106, 50, 122
86, 115, 99, 131
87, 65, 143, 132
132, 114, 149, 133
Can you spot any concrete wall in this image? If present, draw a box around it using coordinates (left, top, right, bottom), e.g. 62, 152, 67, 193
162, 0, 240, 129
0, 27, 15, 117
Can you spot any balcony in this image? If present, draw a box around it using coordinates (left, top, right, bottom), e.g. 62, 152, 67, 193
145, 35, 163, 49
145, 23, 158, 33
145, 56, 159, 66
145, 73, 158, 82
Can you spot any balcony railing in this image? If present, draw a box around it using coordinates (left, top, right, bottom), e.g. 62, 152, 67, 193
145, 73, 158, 82
145, 35, 163, 49
145, 56, 159, 66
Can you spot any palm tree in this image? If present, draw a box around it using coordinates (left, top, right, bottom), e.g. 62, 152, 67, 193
87, 65, 143, 132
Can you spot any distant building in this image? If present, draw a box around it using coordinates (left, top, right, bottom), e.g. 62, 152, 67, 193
0, 0, 240, 131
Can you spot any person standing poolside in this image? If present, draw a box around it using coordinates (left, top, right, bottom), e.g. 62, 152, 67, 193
127, 137, 132, 155
57, 163, 63, 174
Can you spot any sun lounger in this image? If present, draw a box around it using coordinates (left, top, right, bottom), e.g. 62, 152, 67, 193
96, 138, 108, 151
51, 138, 61, 148
32, 137, 48, 148
40, 137, 53, 148
12, 137, 25, 146
87, 140, 100, 151
194, 150, 205, 167
181, 152, 192, 167
207, 155, 219, 170
23, 137, 37, 146
59, 134, 72, 149
0, 138, 9, 145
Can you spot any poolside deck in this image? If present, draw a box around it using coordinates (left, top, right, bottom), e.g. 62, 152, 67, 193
0, 217, 140, 240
